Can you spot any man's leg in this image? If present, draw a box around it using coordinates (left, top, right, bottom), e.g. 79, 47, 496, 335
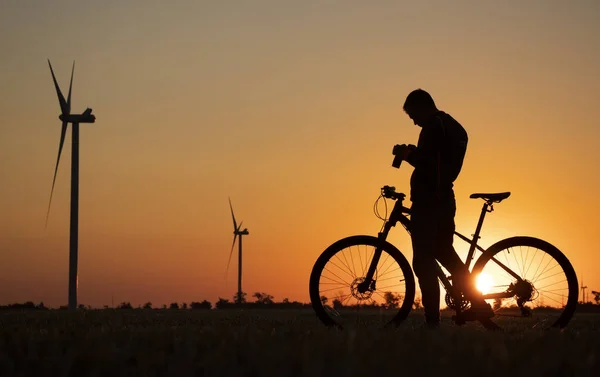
435, 240, 481, 303
410, 205, 441, 325
435, 200, 492, 314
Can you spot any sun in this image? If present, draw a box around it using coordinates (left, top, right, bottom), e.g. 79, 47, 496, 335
476, 272, 494, 294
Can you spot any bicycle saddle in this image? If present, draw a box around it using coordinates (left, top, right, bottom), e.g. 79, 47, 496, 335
469, 192, 511, 203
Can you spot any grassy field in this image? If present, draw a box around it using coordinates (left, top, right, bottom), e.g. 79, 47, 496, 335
0, 309, 598, 377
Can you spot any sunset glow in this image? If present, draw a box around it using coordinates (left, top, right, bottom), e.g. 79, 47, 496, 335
476, 273, 495, 295
0, 1, 599, 309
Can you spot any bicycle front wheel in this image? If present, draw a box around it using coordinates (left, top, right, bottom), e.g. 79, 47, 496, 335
472, 236, 578, 330
309, 235, 416, 329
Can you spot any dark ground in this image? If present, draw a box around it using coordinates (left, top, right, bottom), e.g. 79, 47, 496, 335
0, 309, 598, 377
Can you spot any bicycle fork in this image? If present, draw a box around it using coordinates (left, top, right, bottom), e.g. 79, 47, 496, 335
357, 216, 399, 294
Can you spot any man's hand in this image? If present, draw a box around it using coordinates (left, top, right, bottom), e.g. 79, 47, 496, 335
392, 144, 406, 156
406, 144, 416, 159
393, 144, 412, 160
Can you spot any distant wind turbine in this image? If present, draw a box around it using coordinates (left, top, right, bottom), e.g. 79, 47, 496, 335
580, 279, 588, 304
45, 59, 96, 311
226, 197, 249, 304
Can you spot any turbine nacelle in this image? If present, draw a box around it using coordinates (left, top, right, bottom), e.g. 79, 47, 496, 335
234, 226, 249, 235
59, 108, 96, 124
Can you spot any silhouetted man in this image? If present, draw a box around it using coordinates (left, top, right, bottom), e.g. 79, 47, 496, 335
393, 89, 493, 328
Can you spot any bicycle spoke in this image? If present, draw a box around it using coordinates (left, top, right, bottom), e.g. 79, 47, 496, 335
322, 267, 351, 286
348, 247, 357, 279
358, 245, 364, 276
327, 258, 356, 280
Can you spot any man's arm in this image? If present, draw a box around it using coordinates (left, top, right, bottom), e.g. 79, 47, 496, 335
404, 120, 444, 170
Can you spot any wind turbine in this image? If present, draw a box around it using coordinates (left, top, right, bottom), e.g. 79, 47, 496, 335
226, 197, 249, 304
580, 279, 588, 304
45, 59, 96, 311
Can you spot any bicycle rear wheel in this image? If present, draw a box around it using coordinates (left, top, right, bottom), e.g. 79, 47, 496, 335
309, 235, 416, 329
472, 236, 578, 330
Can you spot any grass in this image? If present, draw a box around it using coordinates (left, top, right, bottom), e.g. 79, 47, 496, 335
0, 309, 598, 377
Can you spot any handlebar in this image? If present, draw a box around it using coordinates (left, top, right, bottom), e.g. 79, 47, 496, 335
381, 185, 406, 201
379, 186, 411, 217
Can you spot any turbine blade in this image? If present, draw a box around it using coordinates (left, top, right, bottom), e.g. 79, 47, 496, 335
66, 61, 74, 114
237, 221, 243, 232
44, 120, 68, 229
225, 234, 238, 278
228, 197, 237, 230
48, 59, 68, 115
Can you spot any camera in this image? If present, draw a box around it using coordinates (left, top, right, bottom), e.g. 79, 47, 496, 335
392, 154, 403, 169
391, 144, 406, 169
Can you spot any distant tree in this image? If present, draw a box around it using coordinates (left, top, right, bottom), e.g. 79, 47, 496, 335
182, 302, 188, 310
143, 302, 153, 309
37, 302, 46, 310
0, 302, 44, 311
253, 292, 274, 304
320, 296, 328, 306
233, 292, 247, 304
333, 291, 346, 306
282, 298, 290, 304
162, 304, 167, 309
216, 298, 230, 309
117, 302, 133, 309
592, 291, 600, 305
383, 292, 402, 309
332, 299, 343, 309
169, 302, 179, 310
78, 304, 86, 310
190, 300, 212, 309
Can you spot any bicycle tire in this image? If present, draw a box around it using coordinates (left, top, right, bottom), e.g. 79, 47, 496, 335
309, 235, 416, 329
472, 236, 578, 329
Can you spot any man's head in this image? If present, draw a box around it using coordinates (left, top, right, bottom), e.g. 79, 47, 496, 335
403, 89, 438, 127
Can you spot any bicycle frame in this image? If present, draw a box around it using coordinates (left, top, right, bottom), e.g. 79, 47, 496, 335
360, 186, 523, 303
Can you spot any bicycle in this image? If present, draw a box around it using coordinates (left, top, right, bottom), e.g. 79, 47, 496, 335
309, 185, 579, 331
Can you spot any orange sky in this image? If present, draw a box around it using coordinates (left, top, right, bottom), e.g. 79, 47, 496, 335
1, 1, 599, 308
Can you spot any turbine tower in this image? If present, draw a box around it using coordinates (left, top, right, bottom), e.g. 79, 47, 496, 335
45, 60, 96, 311
226, 197, 249, 304
580, 279, 588, 304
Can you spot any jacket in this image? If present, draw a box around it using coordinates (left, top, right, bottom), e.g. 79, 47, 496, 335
405, 111, 468, 203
